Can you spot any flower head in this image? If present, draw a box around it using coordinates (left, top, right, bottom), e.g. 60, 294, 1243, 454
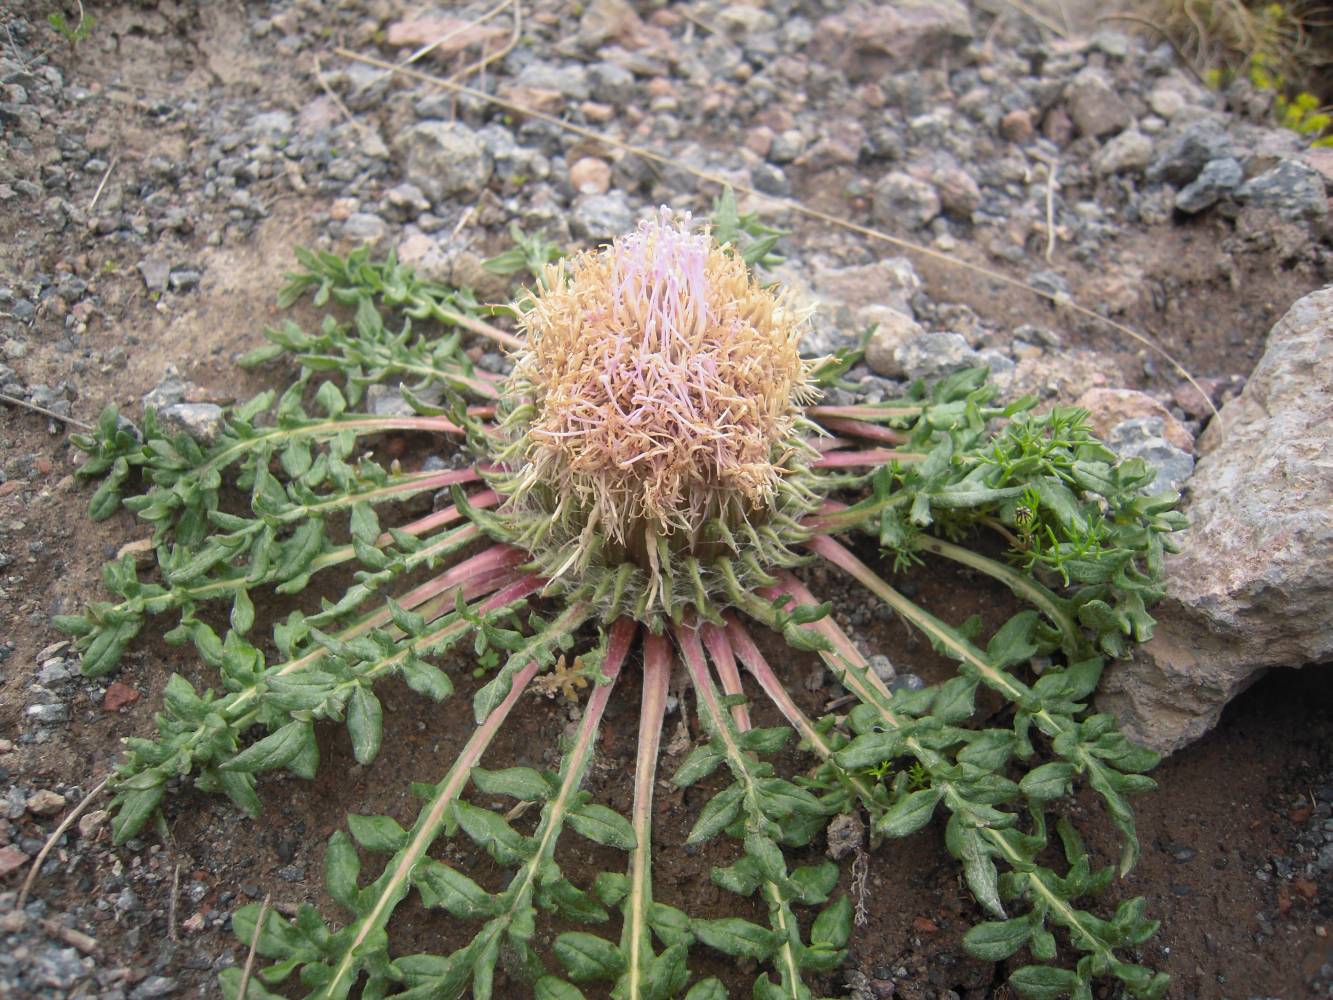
492, 210, 820, 617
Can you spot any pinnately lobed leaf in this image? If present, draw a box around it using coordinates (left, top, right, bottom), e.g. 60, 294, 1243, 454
64, 214, 1182, 999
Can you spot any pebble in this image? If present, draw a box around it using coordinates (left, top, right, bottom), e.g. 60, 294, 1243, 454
395, 121, 492, 204
864, 309, 926, 378
569, 191, 635, 241
894, 332, 980, 382
569, 157, 612, 195
1065, 69, 1130, 138
1092, 130, 1153, 176
1236, 159, 1330, 223
1147, 119, 1235, 185
26, 789, 66, 816
1175, 157, 1243, 214
872, 171, 941, 230
157, 403, 226, 445
1107, 417, 1196, 494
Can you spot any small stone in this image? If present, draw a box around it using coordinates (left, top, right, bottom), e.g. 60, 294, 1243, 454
1147, 85, 1189, 120
1147, 119, 1234, 185
867, 654, 896, 684
137, 258, 170, 294
103, 681, 140, 712
130, 975, 179, 999
340, 213, 388, 247
395, 232, 452, 284
751, 162, 789, 197
769, 129, 806, 163
26, 703, 69, 725
27, 789, 67, 816
0, 843, 27, 876
1093, 130, 1153, 176
248, 110, 293, 139
157, 403, 226, 446
385, 182, 431, 216
872, 171, 940, 230
78, 809, 110, 838
384, 16, 507, 59
1065, 69, 1130, 138
999, 108, 1034, 143
569, 157, 612, 195
395, 121, 492, 203
167, 268, 201, 292
930, 163, 981, 216
1236, 159, 1329, 223
812, 258, 921, 315
894, 332, 980, 382
569, 191, 634, 241
1074, 388, 1194, 451
1175, 157, 1243, 214
864, 309, 926, 378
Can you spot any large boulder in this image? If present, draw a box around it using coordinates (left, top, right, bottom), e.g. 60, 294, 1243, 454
1099, 286, 1333, 753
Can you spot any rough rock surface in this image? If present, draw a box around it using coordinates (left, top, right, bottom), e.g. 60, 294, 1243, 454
1100, 287, 1333, 753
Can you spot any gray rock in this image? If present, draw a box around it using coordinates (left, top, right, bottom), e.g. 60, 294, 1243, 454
1235, 159, 1329, 224
872, 171, 940, 230
395, 121, 491, 204
751, 162, 789, 197
514, 63, 590, 101
1106, 417, 1195, 494
248, 110, 293, 139
130, 976, 179, 999
1092, 130, 1153, 176
769, 129, 806, 163
818, 1, 972, 81
1100, 287, 1333, 754
340, 212, 388, 247
569, 191, 634, 241
26, 703, 69, 724
385, 182, 431, 216
1147, 119, 1234, 185
137, 258, 170, 294
1065, 69, 1131, 138
587, 62, 634, 105
1174, 156, 1243, 213
863, 309, 925, 378
894, 332, 980, 382
811, 257, 920, 316
32, 946, 86, 990
158, 403, 226, 445
167, 267, 201, 292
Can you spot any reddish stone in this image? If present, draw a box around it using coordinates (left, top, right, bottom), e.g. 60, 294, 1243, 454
1000, 108, 1034, 143
912, 916, 940, 934
0, 844, 27, 878
103, 681, 140, 712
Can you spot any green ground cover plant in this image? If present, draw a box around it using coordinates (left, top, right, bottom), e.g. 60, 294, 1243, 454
59, 204, 1182, 1000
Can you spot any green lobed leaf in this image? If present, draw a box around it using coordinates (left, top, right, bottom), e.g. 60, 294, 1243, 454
567, 802, 636, 850
875, 787, 941, 838
346, 813, 409, 853
346, 686, 383, 765
692, 917, 777, 961
1007, 965, 1083, 1000
963, 917, 1032, 961
553, 932, 626, 983
220, 721, 312, 774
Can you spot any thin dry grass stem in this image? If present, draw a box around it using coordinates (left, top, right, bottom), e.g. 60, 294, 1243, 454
87, 155, 117, 213
331, 46, 1222, 423
16, 773, 111, 910
395, 0, 513, 68
0, 391, 93, 430
1094, 13, 1206, 83
168, 862, 181, 942
312, 54, 377, 142
235, 893, 272, 1000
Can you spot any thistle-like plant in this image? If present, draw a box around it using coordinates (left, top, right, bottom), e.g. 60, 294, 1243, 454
60, 206, 1184, 1000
